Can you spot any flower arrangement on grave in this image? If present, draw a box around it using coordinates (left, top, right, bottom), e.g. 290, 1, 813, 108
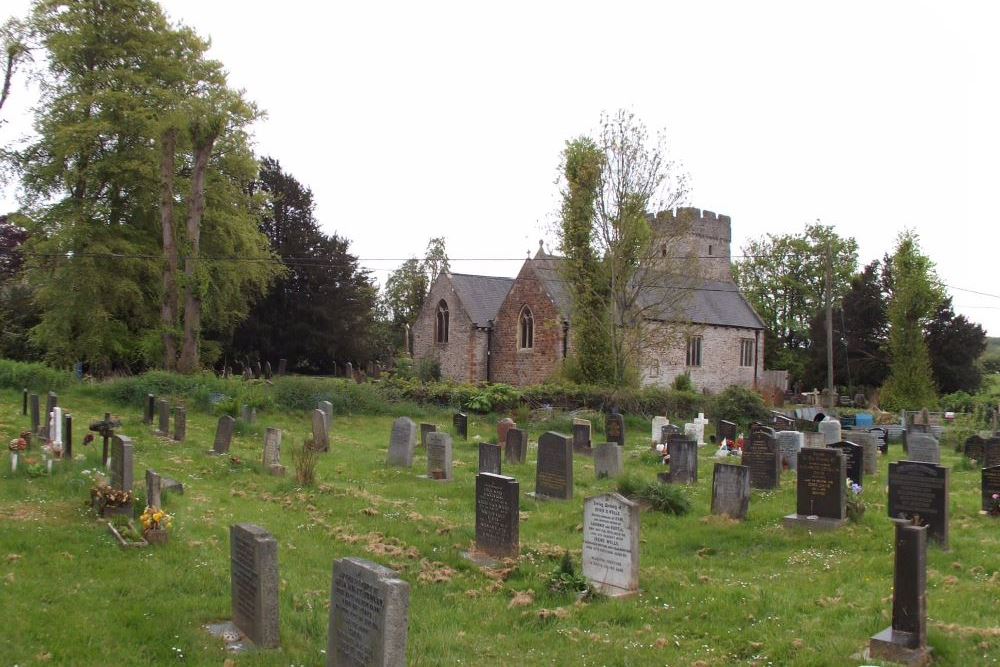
990, 493, 1000, 517
654, 442, 670, 465
8, 437, 27, 453
90, 484, 133, 507
846, 479, 865, 522
140, 506, 173, 533
23, 456, 47, 478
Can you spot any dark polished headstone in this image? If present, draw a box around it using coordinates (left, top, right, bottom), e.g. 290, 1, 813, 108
63, 413, 73, 459
984, 437, 1000, 469
419, 422, 437, 447
29, 393, 40, 435
144, 393, 155, 425
982, 465, 1000, 514
963, 435, 985, 463
888, 461, 950, 548
572, 420, 593, 456
475, 473, 519, 558
744, 431, 780, 490
828, 440, 864, 486
478, 442, 501, 475
157, 399, 170, 436
717, 420, 737, 444
453, 412, 468, 440
534, 432, 573, 500
784, 447, 846, 530
605, 413, 625, 447
173, 407, 187, 442
868, 520, 931, 666
21, 388, 27, 416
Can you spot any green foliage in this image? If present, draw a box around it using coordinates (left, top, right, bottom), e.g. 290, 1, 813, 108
615, 475, 691, 516
416, 357, 441, 383
293, 441, 318, 486
709, 385, 770, 429
546, 551, 592, 596
940, 391, 975, 413
0, 359, 75, 392
86, 370, 233, 412
671, 373, 694, 392
925, 299, 987, 394
464, 384, 520, 414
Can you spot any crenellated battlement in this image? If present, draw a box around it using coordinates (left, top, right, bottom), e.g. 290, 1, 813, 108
653, 207, 732, 242
652, 206, 734, 282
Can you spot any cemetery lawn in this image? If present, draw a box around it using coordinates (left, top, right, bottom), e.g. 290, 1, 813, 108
1, 387, 998, 666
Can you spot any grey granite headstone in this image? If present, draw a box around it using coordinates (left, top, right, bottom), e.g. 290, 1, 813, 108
605, 413, 625, 447
852, 431, 879, 476
582, 493, 639, 597
666, 437, 698, 484
425, 432, 453, 481
818, 419, 841, 445
888, 461, 949, 548
173, 407, 187, 442
907, 433, 940, 464
157, 399, 170, 436
784, 447, 846, 530
419, 422, 436, 447
475, 473, 519, 558
386, 417, 416, 468
982, 465, 1000, 513
711, 463, 750, 520
263, 428, 284, 476
478, 442, 501, 475
327, 557, 409, 667
212, 415, 236, 455
744, 430, 780, 490
505, 428, 528, 465
144, 393, 155, 426
776, 431, 803, 471
319, 401, 334, 434
110, 435, 134, 492
534, 432, 573, 500
145, 469, 162, 509
311, 409, 330, 452
230, 524, 280, 649
868, 520, 931, 665
594, 443, 623, 479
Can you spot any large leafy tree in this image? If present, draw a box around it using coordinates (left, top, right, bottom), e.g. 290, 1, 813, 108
225, 157, 378, 372
0, 213, 40, 360
925, 298, 987, 394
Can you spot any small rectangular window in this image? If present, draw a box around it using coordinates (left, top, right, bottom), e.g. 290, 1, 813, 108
740, 338, 754, 367
686, 336, 702, 367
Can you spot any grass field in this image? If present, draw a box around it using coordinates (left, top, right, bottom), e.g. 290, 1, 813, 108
1, 385, 998, 666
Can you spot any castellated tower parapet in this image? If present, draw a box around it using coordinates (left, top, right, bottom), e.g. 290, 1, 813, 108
652, 207, 734, 283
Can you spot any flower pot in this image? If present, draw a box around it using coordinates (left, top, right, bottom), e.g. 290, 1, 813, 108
143, 528, 169, 546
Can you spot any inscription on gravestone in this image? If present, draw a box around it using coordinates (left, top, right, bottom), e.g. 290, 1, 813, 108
505, 428, 528, 465
888, 461, 950, 548
982, 466, 1000, 513
534, 432, 573, 500
582, 493, 639, 597
776, 431, 803, 471
475, 473, 519, 558
828, 441, 864, 486
787, 447, 846, 526
744, 431, 780, 490
425, 432, 453, 481
326, 557, 409, 667
717, 420, 737, 444
478, 442, 501, 475
230, 524, 280, 649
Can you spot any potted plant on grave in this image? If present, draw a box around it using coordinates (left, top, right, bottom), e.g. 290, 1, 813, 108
90, 484, 133, 518
846, 479, 865, 522
8, 436, 27, 472
139, 506, 173, 545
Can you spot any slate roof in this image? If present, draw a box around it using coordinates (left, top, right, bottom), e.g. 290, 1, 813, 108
448, 273, 515, 327
637, 277, 765, 329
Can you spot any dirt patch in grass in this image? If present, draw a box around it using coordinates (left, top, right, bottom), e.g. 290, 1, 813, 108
0, 501, 78, 525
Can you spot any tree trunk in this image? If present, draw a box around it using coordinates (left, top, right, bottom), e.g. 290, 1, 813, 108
159, 127, 179, 369
177, 136, 216, 374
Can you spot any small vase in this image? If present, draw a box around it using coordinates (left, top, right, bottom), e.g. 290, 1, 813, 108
143, 528, 169, 546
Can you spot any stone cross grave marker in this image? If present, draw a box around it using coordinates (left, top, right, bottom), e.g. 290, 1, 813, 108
478, 442, 501, 475
533, 432, 573, 500
666, 436, 698, 485
144, 393, 155, 426
605, 413, 625, 447
146, 469, 162, 509
693, 413, 709, 446
982, 465, 1000, 514
326, 557, 409, 667
212, 415, 236, 455
505, 428, 528, 465
386, 417, 416, 468
311, 409, 330, 452
888, 461, 950, 548
744, 430, 780, 490
475, 473, 519, 558
453, 412, 468, 440
868, 519, 931, 666
89, 413, 120, 467
582, 493, 639, 598
717, 420, 737, 445
907, 433, 940, 464
573, 418, 592, 455
425, 432, 453, 481
173, 407, 187, 442
157, 399, 170, 436
230, 524, 280, 649
819, 418, 841, 445
651, 416, 669, 446
419, 423, 437, 448
711, 463, 750, 520
784, 447, 846, 530
828, 440, 864, 486
497, 418, 515, 449
594, 443, 623, 479
318, 401, 333, 434
263, 428, 285, 476
776, 431, 803, 471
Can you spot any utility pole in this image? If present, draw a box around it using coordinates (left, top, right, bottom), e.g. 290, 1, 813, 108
825, 243, 835, 410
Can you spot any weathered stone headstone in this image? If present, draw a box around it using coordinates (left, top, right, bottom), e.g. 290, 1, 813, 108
711, 463, 750, 520
572, 418, 592, 456
505, 428, 528, 465
964, 435, 986, 462
478, 442, 501, 475
453, 412, 468, 440
497, 418, 515, 449
605, 413, 625, 447
784, 447, 846, 530
776, 431, 803, 471
907, 433, 940, 464
253, 361, 262, 379
425, 432, 453, 481
651, 416, 669, 446
145, 469, 162, 509
717, 420, 737, 444
983, 437, 1000, 469
277, 358, 287, 376
533, 432, 573, 500
318, 401, 333, 434
326, 557, 409, 667
802, 431, 826, 449
888, 461, 949, 548
594, 443, 623, 479
212, 415, 236, 455
311, 409, 330, 452
157, 399, 170, 436
263, 428, 285, 476
744, 430, 780, 490
660, 424, 680, 445
852, 431, 879, 476
29, 393, 40, 435
241, 404, 255, 424
868, 519, 931, 666
263, 361, 272, 380
475, 473, 519, 558
419, 422, 437, 447
582, 493, 639, 597
982, 466, 1000, 513
173, 407, 187, 442
110, 435, 134, 493
230, 524, 280, 649
828, 440, 864, 486
819, 418, 841, 445
666, 437, 698, 485
693, 413, 709, 446
386, 417, 417, 468
144, 393, 155, 425
344, 361, 353, 378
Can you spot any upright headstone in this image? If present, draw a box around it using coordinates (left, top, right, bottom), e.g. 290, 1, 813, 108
802, 431, 827, 449
263, 361, 272, 380
828, 440, 864, 486
711, 463, 751, 520
110, 435, 134, 493
819, 418, 841, 445
311, 409, 330, 452
253, 361, 262, 379
666, 437, 698, 484
852, 431, 879, 476
452, 412, 468, 440
425, 432, 453, 481
964, 435, 986, 463
157, 399, 170, 436
868, 520, 931, 666
651, 417, 669, 446
212, 415, 236, 455
63, 413, 72, 459
386, 417, 417, 468
145, 469, 162, 509
572, 418, 593, 455
263, 428, 285, 476
505, 428, 528, 465
717, 420, 737, 445
230, 524, 280, 649
21, 388, 27, 416
277, 358, 287, 376
326, 557, 409, 667
29, 393, 40, 435
693, 413, 709, 446
497, 418, 515, 449
344, 361, 353, 379
605, 413, 625, 447
744, 430, 780, 490
983, 437, 1000, 469
776, 431, 803, 471
982, 466, 1000, 513
783, 447, 846, 530
533, 432, 573, 500
318, 401, 334, 434
478, 442, 501, 475
888, 461, 949, 548
144, 394, 155, 425
41, 392, 58, 439
173, 407, 187, 442
241, 404, 258, 424
475, 473, 519, 558
594, 443, 624, 479
660, 424, 680, 444
419, 422, 436, 447
907, 433, 940, 464
582, 493, 640, 597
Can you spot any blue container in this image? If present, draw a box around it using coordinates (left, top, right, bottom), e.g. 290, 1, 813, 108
855, 413, 874, 428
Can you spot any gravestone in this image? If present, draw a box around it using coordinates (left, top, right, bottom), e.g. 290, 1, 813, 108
744, 430, 780, 490
711, 463, 751, 520
425, 432, 453, 481
505, 428, 528, 465
594, 443, 624, 479
63, 413, 72, 459
497, 418, 515, 449
42, 392, 58, 440
478, 442, 501, 475
533, 432, 573, 500
572, 419, 593, 456
907, 433, 940, 464
776, 431, 803, 471
983, 437, 1000, 468
253, 361, 262, 379
263, 428, 285, 476
773, 413, 795, 430
828, 441, 864, 486
852, 431, 879, 476
263, 361, 272, 380
311, 409, 330, 452
157, 399, 170, 436
660, 424, 680, 445
145, 469, 162, 509
21, 388, 27, 416
605, 413, 625, 447
277, 358, 287, 376
110, 435, 134, 493
802, 431, 827, 449
386, 417, 417, 468
582, 493, 640, 597
344, 361, 353, 378
651, 416, 669, 445
29, 393, 40, 435
144, 393, 155, 425
750, 422, 775, 439
453, 412, 468, 440
326, 557, 409, 667
666, 437, 698, 485
212, 415, 236, 455
982, 466, 1000, 513
868, 519, 931, 666
419, 423, 437, 447
230, 524, 280, 649
819, 418, 841, 444
474, 473, 519, 558
963, 435, 985, 462
318, 401, 334, 434
717, 420, 737, 445
783, 447, 846, 530
241, 405, 257, 424
173, 407, 187, 442
693, 413, 709, 446
888, 461, 950, 548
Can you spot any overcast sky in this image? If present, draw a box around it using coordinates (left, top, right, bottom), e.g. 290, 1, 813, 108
3, 1, 998, 333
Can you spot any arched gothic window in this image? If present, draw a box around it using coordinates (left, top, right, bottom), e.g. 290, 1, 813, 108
519, 306, 534, 349
436, 300, 449, 343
